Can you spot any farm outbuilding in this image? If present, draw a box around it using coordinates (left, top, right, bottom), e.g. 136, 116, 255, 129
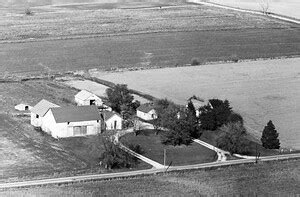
42, 105, 101, 138
75, 89, 103, 106
137, 103, 157, 121
101, 111, 122, 130
15, 103, 32, 111
30, 99, 60, 128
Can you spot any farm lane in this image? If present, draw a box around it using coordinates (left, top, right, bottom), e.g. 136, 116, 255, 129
0, 153, 299, 189
193, 139, 229, 162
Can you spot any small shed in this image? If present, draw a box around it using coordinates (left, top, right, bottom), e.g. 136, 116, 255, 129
75, 90, 103, 106
15, 103, 32, 111
101, 111, 122, 130
136, 103, 157, 121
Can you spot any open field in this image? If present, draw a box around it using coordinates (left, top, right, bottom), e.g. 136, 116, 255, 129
96, 58, 300, 149
0, 80, 149, 182
1, 159, 299, 196
209, 0, 300, 19
0, 4, 299, 74
121, 130, 217, 165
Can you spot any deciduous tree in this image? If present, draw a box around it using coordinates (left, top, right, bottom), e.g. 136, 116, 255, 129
217, 122, 250, 154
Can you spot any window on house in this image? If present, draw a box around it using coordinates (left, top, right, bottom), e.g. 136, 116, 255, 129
90, 100, 96, 105
73, 126, 87, 136
36, 114, 39, 118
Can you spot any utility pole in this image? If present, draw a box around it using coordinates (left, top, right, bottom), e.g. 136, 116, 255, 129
164, 149, 166, 167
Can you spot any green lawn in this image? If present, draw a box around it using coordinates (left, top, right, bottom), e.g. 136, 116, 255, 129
2, 159, 299, 196
121, 130, 217, 166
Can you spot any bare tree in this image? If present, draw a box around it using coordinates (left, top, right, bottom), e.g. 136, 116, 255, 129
259, 0, 270, 15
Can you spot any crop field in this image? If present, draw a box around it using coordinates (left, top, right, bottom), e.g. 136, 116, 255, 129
2, 159, 299, 196
0, 3, 299, 74
0, 80, 149, 182
121, 130, 217, 165
96, 58, 300, 150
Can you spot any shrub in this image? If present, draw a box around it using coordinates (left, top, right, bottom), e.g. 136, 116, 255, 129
25, 8, 33, 16
99, 140, 139, 169
191, 58, 200, 66
227, 112, 244, 124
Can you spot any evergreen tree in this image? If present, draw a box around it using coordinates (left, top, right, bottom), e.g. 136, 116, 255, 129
261, 120, 280, 149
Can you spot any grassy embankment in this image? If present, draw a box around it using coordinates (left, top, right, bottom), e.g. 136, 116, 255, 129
1, 159, 299, 196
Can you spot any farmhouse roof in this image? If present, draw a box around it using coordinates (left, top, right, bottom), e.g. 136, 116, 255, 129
190, 98, 208, 109
31, 99, 59, 117
75, 89, 99, 101
137, 103, 155, 113
101, 111, 121, 122
51, 106, 101, 123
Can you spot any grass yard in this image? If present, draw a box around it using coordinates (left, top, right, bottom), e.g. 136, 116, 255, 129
1, 159, 299, 196
121, 130, 217, 166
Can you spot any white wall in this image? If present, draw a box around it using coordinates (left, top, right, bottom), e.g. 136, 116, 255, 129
75, 95, 103, 106
31, 112, 43, 127
136, 109, 157, 121
105, 115, 122, 130
42, 110, 101, 138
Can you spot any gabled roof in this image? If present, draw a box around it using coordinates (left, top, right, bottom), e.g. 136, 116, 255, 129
137, 103, 155, 113
75, 90, 100, 101
51, 106, 101, 123
101, 111, 122, 122
31, 99, 59, 117
190, 98, 207, 109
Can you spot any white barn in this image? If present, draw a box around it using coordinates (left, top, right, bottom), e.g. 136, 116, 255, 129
75, 90, 103, 106
30, 99, 59, 128
101, 111, 122, 130
15, 103, 32, 111
136, 103, 157, 121
42, 106, 101, 138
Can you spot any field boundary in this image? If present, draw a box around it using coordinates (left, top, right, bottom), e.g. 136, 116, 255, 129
188, 0, 300, 24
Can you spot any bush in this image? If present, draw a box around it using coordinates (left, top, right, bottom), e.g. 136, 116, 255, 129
227, 112, 243, 124
99, 140, 140, 169
191, 58, 200, 66
25, 8, 33, 16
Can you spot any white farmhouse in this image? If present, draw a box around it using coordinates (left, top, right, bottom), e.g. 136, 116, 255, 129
15, 103, 32, 111
136, 103, 157, 121
42, 106, 101, 138
101, 111, 122, 130
188, 98, 212, 117
30, 99, 59, 128
75, 89, 103, 106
